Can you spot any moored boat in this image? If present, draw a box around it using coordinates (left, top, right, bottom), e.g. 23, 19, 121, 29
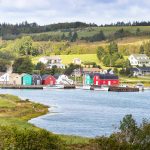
43, 84, 64, 89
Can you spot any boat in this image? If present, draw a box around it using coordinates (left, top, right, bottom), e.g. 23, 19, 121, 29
135, 83, 144, 91
94, 85, 109, 91
43, 84, 64, 89
108, 86, 139, 92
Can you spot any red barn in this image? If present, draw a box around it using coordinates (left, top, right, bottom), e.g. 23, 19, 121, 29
93, 74, 119, 86
42, 75, 56, 85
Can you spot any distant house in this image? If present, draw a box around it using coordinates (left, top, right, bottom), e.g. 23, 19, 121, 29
130, 67, 150, 76
32, 74, 42, 85
42, 75, 56, 85
56, 75, 74, 85
82, 68, 101, 74
9, 73, 22, 85
93, 74, 119, 86
0, 72, 9, 84
128, 54, 150, 67
39, 56, 65, 69
72, 58, 81, 65
22, 74, 32, 85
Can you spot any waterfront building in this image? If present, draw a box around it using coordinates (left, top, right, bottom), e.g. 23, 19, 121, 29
93, 74, 119, 86
9, 73, 22, 85
32, 74, 42, 85
42, 75, 56, 85
22, 74, 32, 85
0, 72, 9, 84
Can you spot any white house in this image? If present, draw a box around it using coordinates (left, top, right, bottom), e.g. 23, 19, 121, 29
56, 75, 74, 85
72, 58, 82, 65
128, 54, 150, 67
39, 56, 65, 69
0, 73, 9, 84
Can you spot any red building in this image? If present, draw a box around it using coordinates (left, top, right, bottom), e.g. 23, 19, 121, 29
42, 75, 56, 85
93, 74, 119, 86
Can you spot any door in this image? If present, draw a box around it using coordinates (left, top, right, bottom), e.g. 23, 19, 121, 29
37, 80, 40, 85
96, 81, 98, 85
108, 81, 111, 86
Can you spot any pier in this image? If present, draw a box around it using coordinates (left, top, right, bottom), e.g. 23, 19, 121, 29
108, 86, 139, 92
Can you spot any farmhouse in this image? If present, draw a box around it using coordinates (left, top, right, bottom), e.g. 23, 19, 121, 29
39, 56, 65, 69
129, 54, 150, 67
93, 74, 119, 86
72, 58, 82, 65
42, 75, 56, 85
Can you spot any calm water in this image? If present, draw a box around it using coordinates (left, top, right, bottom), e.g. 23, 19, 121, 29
0, 89, 150, 137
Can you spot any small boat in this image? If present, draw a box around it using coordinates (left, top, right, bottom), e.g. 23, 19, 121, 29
135, 83, 144, 91
43, 84, 64, 89
94, 85, 109, 91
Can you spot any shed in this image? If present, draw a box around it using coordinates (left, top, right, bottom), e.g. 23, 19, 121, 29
84, 73, 94, 85
32, 74, 42, 85
22, 74, 32, 85
42, 75, 56, 85
9, 73, 22, 85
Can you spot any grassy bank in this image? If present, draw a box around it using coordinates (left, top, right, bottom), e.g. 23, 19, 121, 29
0, 94, 90, 146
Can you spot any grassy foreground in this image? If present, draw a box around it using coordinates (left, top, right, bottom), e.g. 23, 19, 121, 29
0, 94, 89, 146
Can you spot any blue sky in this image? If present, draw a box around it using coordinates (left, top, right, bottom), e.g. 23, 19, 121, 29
0, 0, 149, 25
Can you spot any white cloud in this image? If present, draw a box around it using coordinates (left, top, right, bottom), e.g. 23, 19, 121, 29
0, 0, 149, 25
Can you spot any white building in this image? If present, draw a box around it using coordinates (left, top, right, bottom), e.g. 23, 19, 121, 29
39, 56, 65, 69
128, 54, 150, 67
72, 58, 82, 65
0, 72, 9, 84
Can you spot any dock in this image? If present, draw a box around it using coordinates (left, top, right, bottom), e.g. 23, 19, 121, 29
108, 86, 139, 92
64, 84, 76, 89
1, 85, 44, 89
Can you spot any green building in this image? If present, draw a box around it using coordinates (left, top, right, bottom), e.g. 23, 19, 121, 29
85, 74, 93, 85
22, 74, 32, 85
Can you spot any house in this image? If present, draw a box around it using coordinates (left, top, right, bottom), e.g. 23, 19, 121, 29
128, 54, 150, 67
82, 68, 101, 74
93, 73, 119, 86
9, 73, 22, 85
42, 75, 56, 85
83, 73, 94, 85
0, 72, 9, 84
32, 74, 42, 85
72, 58, 81, 65
130, 67, 150, 76
39, 56, 65, 69
22, 74, 32, 85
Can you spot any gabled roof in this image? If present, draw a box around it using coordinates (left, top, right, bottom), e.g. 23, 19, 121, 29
131, 54, 150, 62
32, 74, 42, 79
94, 73, 119, 79
42, 74, 54, 80
130, 67, 150, 72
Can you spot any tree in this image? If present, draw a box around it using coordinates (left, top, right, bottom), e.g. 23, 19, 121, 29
139, 45, 145, 54
13, 57, 34, 74
35, 62, 46, 71
18, 36, 33, 56
97, 46, 105, 61
72, 32, 78, 42
108, 42, 118, 55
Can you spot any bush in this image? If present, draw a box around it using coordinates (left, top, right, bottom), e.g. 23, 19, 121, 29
0, 126, 65, 150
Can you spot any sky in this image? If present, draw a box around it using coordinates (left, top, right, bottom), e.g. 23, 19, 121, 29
0, 0, 150, 25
